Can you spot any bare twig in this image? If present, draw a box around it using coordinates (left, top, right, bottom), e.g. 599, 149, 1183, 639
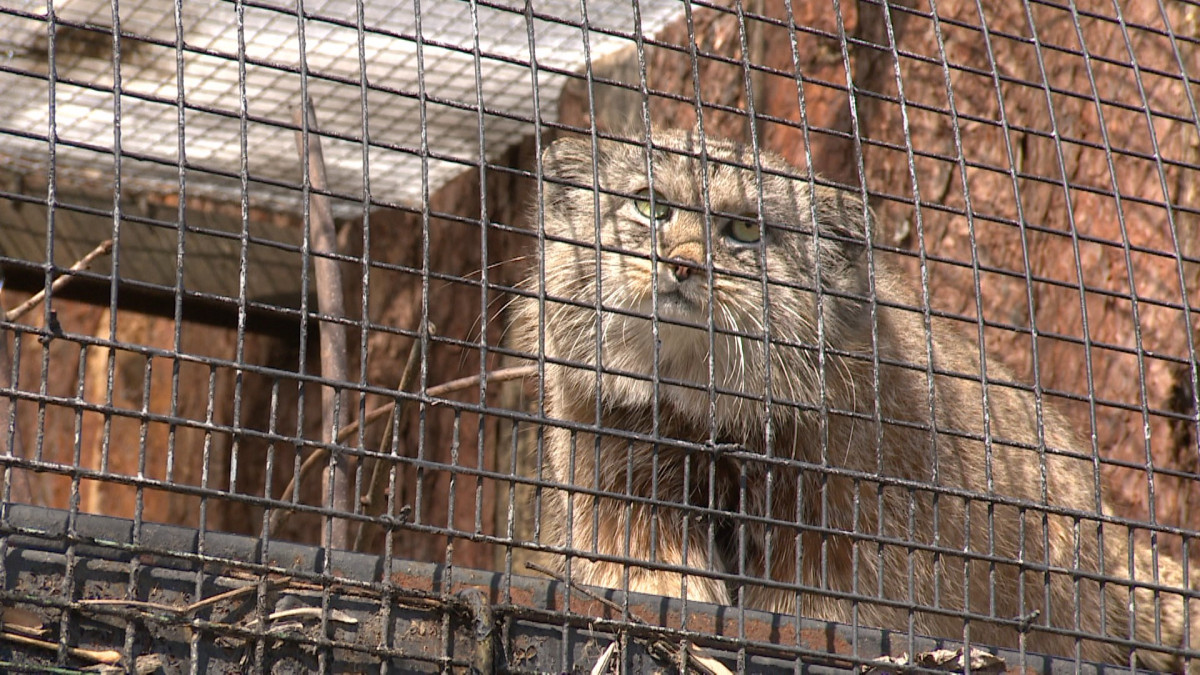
1, 240, 112, 507
333, 364, 536, 445
77, 599, 183, 615
292, 99, 352, 550
269, 445, 332, 537
0, 276, 26, 505
355, 334, 425, 551
271, 363, 535, 541
78, 578, 285, 619
268, 607, 357, 624
78, 578, 286, 635
242, 607, 357, 632
0, 605, 45, 637
590, 640, 619, 675
183, 578, 285, 615
525, 561, 628, 616
0, 630, 122, 664
4, 239, 114, 323
525, 561, 733, 675
426, 364, 537, 399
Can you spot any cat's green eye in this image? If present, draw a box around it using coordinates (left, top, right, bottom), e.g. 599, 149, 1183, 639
633, 189, 671, 222
728, 218, 761, 244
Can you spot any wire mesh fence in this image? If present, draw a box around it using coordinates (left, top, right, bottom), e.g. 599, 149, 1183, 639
0, 0, 1197, 673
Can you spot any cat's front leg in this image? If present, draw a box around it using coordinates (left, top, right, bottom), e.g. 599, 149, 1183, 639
562, 494, 732, 607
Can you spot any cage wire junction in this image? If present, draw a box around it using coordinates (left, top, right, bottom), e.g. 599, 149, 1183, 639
0, 0, 1198, 672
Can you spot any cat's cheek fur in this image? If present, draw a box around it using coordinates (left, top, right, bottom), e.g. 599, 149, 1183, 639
613, 258, 653, 303
560, 363, 655, 412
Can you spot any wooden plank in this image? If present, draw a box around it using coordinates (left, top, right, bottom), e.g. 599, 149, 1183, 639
0, 190, 313, 322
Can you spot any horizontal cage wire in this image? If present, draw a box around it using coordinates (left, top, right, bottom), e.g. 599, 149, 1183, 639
0, 0, 1197, 672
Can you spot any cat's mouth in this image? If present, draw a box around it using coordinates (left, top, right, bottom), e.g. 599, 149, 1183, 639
646, 285, 709, 320
621, 263, 713, 321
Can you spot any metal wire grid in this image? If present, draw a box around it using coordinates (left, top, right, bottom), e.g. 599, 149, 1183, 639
0, 503, 1124, 673
0, 0, 682, 212
0, 0, 1196, 672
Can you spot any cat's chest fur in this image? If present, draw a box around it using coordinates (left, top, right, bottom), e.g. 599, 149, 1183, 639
551, 307, 780, 437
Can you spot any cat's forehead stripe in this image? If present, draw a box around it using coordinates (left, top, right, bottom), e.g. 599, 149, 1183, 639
642, 149, 759, 185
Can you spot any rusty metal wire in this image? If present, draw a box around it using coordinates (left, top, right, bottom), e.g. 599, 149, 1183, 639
0, 0, 1197, 672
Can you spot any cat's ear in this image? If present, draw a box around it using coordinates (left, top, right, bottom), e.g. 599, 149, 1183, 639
541, 135, 604, 188
806, 185, 876, 307
811, 185, 872, 259
539, 135, 608, 226
808, 186, 875, 331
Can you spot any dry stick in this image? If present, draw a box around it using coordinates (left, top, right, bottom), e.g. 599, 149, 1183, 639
292, 99, 352, 550
1, 239, 114, 507
77, 599, 182, 615
524, 562, 733, 675
270, 364, 537, 539
76, 578, 283, 618
0, 280, 27, 506
354, 334, 426, 552
335, 364, 537, 443
425, 365, 536, 400
269, 446, 328, 537
525, 561, 626, 614
182, 577, 287, 615
0, 630, 122, 664
4, 239, 114, 323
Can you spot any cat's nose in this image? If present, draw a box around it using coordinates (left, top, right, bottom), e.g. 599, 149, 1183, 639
665, 242, 704, 281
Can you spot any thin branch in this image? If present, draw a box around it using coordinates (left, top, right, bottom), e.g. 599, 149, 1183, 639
269, 445, 330, 537
525, 561, 628, 616
270, 364, 536, 540
355, 334, 425, 551
0, 631, 121, 664
426, 364, 537, 399
183, 578, 286, 615
525, 561, 733, 675
78, 578, 287, 619
1, 239, 112, 508
4, 239, 114, 323
77, 599, 184, 615
292, 98, 352, 550
334, 364, 537, 444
